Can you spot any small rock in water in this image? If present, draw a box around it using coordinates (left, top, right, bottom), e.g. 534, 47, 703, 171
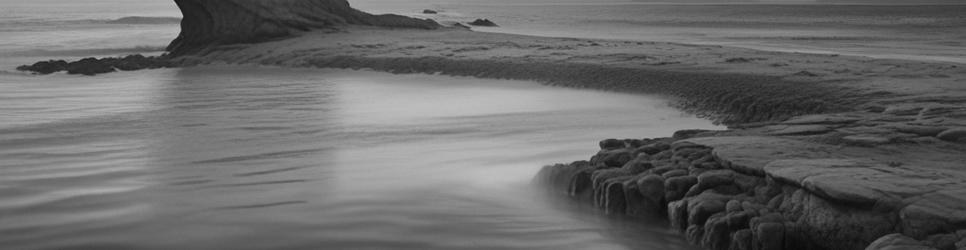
422, 9, 438, 14
17, 54, 173, 76
66, 57, 117, 76
468, 19, 498, 27
16, 60, 68, 75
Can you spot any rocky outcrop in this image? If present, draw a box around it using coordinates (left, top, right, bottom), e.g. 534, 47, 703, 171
468, 19, 498, 27
534, 129, 966, 250
166, 0, 439, 56
17, 55, 173, 76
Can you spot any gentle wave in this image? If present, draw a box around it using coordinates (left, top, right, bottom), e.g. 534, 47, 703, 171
0, 16, 180, 27
0, 46, 168, 57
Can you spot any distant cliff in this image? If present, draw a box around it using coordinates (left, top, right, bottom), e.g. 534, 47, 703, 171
166, 0, 439, 56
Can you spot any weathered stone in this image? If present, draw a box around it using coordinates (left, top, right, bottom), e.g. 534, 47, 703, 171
900, 189, 966, 239
422, 9, 438, 14
936, 128, 966, 142
639, 141, 671, 155
733, 173, 762, 192
727, 211, 755, 230
703, 213, 732, 250
924, 233, 959, 250
621, 154, 654, 174
699, 170, 736, 188
662, 169, 689, 179
592, 149, 634, 168
686, 169, 738, 197
669, 199, 689, 232
532, 161, 595, 197
624, 139, 644, 148
726, 200, 742, 213
672, 141, 710, 152
741, 201, 766, 213
756, 222, 785, 250
636, 174, 666, 214
688, 192, 729, 226
764, 159, 930, 210
600, 138, 625, 150
865, 233, 937, 250
731, 229, 753, 250
796, 189, 898, 250
767, 195, 783, 210
687, 224, 705, 246
665, 175, 698, 202
601, 180, 628, 214
622, 178, 647, 216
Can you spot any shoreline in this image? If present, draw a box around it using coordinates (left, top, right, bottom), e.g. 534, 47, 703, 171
173, 27, 966, 250
177, 26, 966, 249
13, 0, 966, 249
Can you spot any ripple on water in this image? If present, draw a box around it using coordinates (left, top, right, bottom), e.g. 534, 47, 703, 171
0, 67, 712, 250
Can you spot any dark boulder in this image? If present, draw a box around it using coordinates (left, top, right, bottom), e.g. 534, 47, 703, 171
599, 138, 625, 150
469, 19, 498, 27
114, 54, 167, 71
66, 57, 116, 76
423, 9, 438, 14
18, 54, 173, 76
16, 60, 68, 74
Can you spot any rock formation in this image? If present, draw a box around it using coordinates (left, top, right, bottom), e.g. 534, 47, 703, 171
534, 126, 966, 250
17, 55, 173, 76
166, 0, 440, 56
469, 19, 498, 27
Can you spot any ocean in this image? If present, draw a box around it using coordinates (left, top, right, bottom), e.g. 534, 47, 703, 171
0, 0, 962, 249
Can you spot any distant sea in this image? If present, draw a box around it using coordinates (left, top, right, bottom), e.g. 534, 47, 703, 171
362, 0, 966, 63
2, 0, 964, 68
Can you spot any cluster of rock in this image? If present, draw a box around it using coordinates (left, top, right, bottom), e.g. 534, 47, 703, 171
167, 0, 439, 56
16, 54, 173, 76
533, 129, 966, 250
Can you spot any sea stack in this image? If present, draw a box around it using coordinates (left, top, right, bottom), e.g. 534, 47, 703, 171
166, 0, 440, 56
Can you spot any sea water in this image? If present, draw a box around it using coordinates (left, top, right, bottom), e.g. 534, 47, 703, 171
1, 0, 961, 249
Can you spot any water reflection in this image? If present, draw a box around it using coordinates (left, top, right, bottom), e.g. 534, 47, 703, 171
1, 66, 713, 249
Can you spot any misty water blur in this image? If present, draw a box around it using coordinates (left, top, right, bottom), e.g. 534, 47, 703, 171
0, 66, 714, 249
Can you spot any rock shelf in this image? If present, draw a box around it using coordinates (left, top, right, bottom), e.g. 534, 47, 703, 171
534, 117, 966, 250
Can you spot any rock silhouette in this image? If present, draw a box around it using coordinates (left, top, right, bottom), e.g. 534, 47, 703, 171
167, 0, 439, 55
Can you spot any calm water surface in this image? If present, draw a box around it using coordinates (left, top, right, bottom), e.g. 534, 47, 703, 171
0, 66, 716, 249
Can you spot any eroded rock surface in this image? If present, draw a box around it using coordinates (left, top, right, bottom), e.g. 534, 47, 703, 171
534, 131, 966, 250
